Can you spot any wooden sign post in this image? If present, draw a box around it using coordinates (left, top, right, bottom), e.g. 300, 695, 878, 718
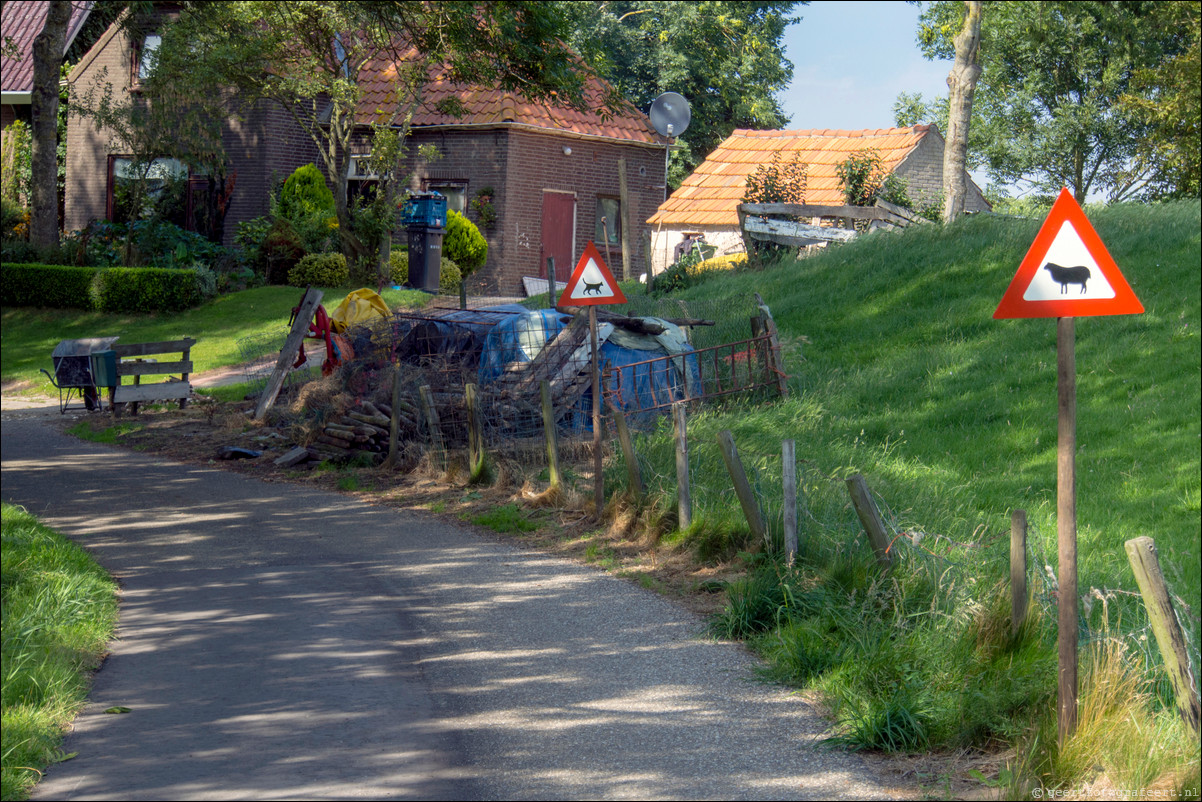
994, 188, 1143, 743
559, 242, 627, 518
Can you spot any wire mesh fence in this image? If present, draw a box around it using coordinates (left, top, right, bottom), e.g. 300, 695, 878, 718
236, 329, 321, 398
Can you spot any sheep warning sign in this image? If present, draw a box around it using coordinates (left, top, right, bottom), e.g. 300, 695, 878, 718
994, 188, 1143, 319
559, 242, 627, 306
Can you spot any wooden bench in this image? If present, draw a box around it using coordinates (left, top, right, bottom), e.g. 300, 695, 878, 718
108, 338, 196, 417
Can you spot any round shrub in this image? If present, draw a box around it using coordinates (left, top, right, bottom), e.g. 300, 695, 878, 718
288, 252, 349, 287
389, 249, 461, 294
443, 209, 487, 276
279, 164, 335, 221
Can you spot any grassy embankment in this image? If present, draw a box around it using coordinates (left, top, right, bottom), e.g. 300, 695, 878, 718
1, 504, 119, 802
603, 201, 1199, 794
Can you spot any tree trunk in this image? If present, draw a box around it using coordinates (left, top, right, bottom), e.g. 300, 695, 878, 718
942, 0, 982, 224
30, 1, 70, 248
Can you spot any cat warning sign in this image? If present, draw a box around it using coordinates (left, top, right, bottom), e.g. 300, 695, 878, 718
994, 188, 1143, 319
559, 242, 627, 306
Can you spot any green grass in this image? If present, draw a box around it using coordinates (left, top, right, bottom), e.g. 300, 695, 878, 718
471, 504, 540, 534
1, 503, 118, 801
1, 285, 430, 396
615, 201, 1200, 790
64, 420, 144, 444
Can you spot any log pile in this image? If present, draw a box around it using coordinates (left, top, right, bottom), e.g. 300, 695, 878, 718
305, 400, 418, 461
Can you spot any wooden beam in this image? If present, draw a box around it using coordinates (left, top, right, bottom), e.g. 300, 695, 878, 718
255, 288, 322, 421
743, 216, 857, 244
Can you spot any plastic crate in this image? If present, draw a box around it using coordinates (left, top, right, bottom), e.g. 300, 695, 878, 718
401, 193, 447, 228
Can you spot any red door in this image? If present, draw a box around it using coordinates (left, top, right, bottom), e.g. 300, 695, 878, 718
541, 191, 576, 284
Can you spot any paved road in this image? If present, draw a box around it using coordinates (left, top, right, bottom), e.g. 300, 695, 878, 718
1, 409, 908, 801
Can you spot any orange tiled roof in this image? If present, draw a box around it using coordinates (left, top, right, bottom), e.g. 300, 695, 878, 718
648, 126, 935, 226
357, 54, 658, 144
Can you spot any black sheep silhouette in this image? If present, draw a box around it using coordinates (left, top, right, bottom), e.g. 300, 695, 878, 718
1043, 262, 1091, 294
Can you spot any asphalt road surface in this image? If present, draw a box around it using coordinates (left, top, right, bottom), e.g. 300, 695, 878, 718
1, 407, 909, 801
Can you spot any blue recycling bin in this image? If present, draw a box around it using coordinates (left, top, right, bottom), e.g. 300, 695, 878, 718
401, 192, 448, 228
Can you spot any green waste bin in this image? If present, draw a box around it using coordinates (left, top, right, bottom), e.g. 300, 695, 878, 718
89, 350, 118, 390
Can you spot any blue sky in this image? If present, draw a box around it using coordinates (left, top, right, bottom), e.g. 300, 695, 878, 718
777, 1, 949, 131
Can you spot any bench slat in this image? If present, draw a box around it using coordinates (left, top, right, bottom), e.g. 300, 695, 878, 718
113, 381, 192, 403
112, 338, 196, 358
117, 360, 192, 377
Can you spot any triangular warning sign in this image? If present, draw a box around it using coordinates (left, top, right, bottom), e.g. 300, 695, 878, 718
559, 241, 627, 306
994, 188, 1143, 319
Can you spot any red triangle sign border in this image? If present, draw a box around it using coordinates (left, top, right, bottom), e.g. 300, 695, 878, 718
558, 241, 627, 307
993, 188, 1143, 319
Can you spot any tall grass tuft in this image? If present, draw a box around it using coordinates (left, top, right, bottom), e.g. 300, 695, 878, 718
1, 504, 118, 801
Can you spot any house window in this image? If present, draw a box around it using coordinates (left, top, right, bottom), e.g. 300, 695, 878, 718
426, 181, 466, 215
596, 196, 621, 246
348, 156, 381, 206
108, 155, 213, 235
132, 33, 161, 84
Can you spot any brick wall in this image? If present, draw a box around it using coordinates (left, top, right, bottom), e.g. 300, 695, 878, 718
896, 129, 991, 214
395, 128, 663, 296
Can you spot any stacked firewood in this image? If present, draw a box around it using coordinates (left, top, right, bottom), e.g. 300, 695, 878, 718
305, 400, 419, 461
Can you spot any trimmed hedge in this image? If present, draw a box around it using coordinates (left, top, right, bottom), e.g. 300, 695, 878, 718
1, 262, 211, 313
288, 252, 349, 288
389, 250, 462, 294
1, 263, 99, 309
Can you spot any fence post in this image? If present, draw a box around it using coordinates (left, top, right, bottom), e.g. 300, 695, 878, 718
384, 369, 403, 468
672, 401, 691, 530
717, 430, 768, 548
540, 380, 561, 490
782, 439, 798, 565
1011, 509, 1028, 635
419, 384, 445, 469
845, 473, 895, 568
607, 399, 643, 500
1125, 536, 1201, 736
465, 383, 485, 482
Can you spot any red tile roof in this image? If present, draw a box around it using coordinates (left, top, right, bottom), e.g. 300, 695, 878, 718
357, 54, 659, 145
648, 125, 935, 226
1, 0, 92, 96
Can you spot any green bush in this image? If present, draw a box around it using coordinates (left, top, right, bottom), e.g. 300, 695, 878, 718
443, 209, 487, 276
288, 252, 349, 287
389, 249, 461, 294
1, 195, 26, 240
89, 266, 212, 313
278, 164, 335, 221
1, 263, 99, 308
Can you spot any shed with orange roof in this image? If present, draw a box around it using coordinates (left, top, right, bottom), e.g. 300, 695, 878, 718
646, 125, 990, 273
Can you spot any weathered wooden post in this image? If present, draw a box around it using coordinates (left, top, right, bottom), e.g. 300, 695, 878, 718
607, 399, 643, 500
1125, 537, 1201, 736
384, 369, 403, 468
465, 383, 485, 482
1056, 316, 1079, 741
255, 287, 322, 421
845, 473, 895, 568
782, 439, 798, 565
672, 401, 691, 530
1011, 509, 1028, 635
418, 385, 445, 469
717, 430, 767, 547
540, 380, 561, 490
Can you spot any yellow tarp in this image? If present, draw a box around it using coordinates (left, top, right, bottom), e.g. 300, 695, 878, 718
328, 288, 389, 333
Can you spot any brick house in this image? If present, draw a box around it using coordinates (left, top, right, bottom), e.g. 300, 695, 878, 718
63, 12, 666, 295
646, 125, 991, 274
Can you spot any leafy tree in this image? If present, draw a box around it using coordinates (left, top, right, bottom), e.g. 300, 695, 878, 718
559, 1, 801, 189
1116, 1, 1200, 199
940, 1, 981, 223
915, 0, 1194, 203
149, 1, 613, 285
30, 0, 70, 247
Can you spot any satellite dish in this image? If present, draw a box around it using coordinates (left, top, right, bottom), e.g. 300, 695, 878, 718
649, 92, 690, 138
